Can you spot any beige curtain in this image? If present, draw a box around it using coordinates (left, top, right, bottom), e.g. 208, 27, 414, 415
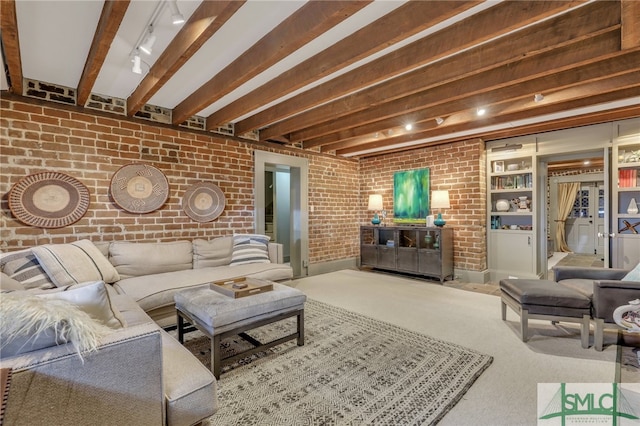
555, 182, 580, 252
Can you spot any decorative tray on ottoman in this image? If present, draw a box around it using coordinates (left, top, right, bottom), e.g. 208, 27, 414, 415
210, 277, 273, 298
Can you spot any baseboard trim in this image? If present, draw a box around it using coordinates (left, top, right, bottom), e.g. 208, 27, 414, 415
308, 258, 358, 276
454, 268, 491, 284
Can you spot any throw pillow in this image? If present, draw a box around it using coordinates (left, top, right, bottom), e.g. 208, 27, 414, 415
0, 292, 111, 358
622, 262, 640, 281
230, 234, 271, 266
31, 239, 120, 287
0, 272, 24, 292
39, 281, 126, 329
193, 236, 233, 269
0, 248, 55, 290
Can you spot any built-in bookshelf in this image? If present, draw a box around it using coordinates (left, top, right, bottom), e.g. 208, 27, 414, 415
613, 142, 640, 269
487, 145, 538, 280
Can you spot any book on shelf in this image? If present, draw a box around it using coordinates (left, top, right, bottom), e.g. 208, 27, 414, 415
618, 169, 638, 188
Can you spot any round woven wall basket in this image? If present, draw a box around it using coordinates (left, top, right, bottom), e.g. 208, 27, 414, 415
182, 182, 226, 222
8, 171, 90, 228
110, 163, 169, 214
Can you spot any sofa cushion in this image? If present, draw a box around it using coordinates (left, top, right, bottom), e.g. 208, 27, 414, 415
31, 240, 120, 287
113, 262, 293, 313
0, 290, 111, 358
160, 331, 218, 425
0, 249, 55, 290
109, 241, 193, 279
230, 234, 270, 266
622, 262, 640, 281
193, 237, 233, 269
39, 281, 126, 329
557, 278, 594, 298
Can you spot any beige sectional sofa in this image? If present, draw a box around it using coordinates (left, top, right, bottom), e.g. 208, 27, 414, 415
0, 235, 293, 425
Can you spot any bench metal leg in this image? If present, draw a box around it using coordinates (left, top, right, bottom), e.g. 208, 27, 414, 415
297, 310, 305, 346
177, 311, 185, 343
501, 299, 507, 321
580, 315, 590, 349
520, 309, 529, 342
212, 335, 222, 379
594, 318, 605, 351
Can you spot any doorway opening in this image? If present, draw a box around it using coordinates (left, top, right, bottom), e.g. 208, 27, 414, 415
545, 152, 608, 273
254, 151, 309, 278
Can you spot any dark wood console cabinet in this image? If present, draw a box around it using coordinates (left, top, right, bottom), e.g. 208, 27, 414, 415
360, 225, 454, 282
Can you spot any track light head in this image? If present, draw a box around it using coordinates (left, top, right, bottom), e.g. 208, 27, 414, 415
169, 1, 185, 25
132, 54, 142, 74
139, 31, 156, 55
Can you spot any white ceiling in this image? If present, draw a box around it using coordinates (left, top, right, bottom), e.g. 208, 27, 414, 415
4, 0, 639, 158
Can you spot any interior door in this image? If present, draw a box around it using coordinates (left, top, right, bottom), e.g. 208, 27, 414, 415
565, 183, 604, 255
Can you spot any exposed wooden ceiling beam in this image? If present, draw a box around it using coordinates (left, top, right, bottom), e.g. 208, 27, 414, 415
621, 0, 640, 49
127, 0, 244, 117
253, 0, 586, 140
295, 1, 620, 148
295, 31, 625, 144
336, 86, 640, 156
348, 104, 640, 159
171, 1, 371, 126
77, 0, 130, 107
0, 0, 23, 95
209, 0, 481, 130
323, 72, 639, 153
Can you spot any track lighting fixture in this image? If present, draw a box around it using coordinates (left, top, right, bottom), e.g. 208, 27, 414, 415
435, 117, 444, 125
132, 53, 142, 74
139, 25, 156, 55
534, 93, 544, 102
169, 0, 185, 25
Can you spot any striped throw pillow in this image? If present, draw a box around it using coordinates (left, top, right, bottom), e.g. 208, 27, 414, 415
31, 240, 120, 287
0, 249, 55, 290
230, 234, 271, 266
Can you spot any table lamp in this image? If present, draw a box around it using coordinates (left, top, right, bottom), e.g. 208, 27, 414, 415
368, 194, 383, 225
431, 190, 450, 227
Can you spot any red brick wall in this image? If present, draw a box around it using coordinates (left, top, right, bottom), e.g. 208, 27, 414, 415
1, 96, 485, 274
0, 97, 360, 265
359, 140, 487, 273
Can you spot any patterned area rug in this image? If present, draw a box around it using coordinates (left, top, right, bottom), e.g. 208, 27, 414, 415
185, 299, 493, 425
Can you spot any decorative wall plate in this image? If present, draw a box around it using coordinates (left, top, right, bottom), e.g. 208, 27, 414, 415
182, 182, 226, 222
8, 172, 90, 228
110, 164, 169, 214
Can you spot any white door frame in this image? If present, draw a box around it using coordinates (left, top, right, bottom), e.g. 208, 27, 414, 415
254, 151, 309, 277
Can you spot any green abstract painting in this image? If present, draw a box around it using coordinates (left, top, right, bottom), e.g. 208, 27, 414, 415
393, 168, 430, 223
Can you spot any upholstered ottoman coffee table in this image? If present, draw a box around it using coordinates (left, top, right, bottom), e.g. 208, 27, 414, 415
500, 279, 591, 348
174, 282, 306, 378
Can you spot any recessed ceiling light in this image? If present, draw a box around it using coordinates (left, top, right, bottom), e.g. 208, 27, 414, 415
583, 160, 590, 166
435, 117, 444, 125
534, 93, 544, 102
405, 124, 413, 131
476, 107, 486, 116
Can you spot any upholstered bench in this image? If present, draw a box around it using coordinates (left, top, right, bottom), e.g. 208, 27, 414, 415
500, 279, 591, 348
174, 282, 306, 378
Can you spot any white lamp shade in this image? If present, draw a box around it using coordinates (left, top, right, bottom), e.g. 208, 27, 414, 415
431, 190, 450, 209
368, 194, 383, 211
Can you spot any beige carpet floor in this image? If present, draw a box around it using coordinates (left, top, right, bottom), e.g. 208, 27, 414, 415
289, 269, 620, 425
